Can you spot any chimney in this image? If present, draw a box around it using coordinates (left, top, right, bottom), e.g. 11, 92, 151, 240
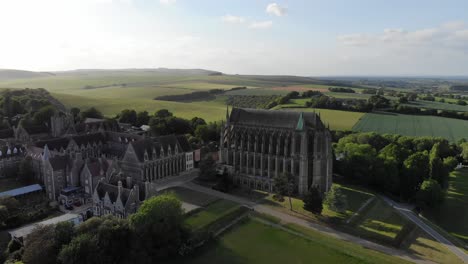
126, 176, 132, 188
145, 181, 150, 200
133, 184, 140, 202
117, 180, 122, 197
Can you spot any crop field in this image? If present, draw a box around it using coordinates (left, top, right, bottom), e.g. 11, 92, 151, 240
353, 112, 468, 142
0, 72, 326, 121
179, 218, 408, 264
403, 100, 468, 112
276, 107, 365, 130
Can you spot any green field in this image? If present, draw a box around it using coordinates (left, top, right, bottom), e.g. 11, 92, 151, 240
276, 107, 364, 130
185, 200, 240, 230
403, 100, 468, 112
180, 218, 408, 264
424, 169, 468, 244
353, 112, 468, 142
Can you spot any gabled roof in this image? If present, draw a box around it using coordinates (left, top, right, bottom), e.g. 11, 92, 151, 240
95, 182, 131, 205
72, 133, 106, 146
23, 125, 49, 135
229, 108, 325, 130
35, 137, 70, 151
48, 155, 71, 171
0, 128, 14, 139
129, 135, 187, 162
176, 135, 192, 152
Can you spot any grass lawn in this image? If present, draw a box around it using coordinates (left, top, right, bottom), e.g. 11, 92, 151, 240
177, 218, 408, 264
355, 198, 408, 242
0, 178, 27, 192
162, 187, 218, 207
424, 168, 468, 244
235, 183, 374, 223
407, 230, 465, 264
353, 112, 468, 142
185, 200, 239, 230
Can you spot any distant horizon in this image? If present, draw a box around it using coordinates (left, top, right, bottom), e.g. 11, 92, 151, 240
1, 68, 468, 80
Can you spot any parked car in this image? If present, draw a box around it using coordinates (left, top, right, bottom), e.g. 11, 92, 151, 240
65, 204, 73, 210
73, 201, 82, 207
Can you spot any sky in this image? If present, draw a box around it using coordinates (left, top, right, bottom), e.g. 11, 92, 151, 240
1, 0, 468, 76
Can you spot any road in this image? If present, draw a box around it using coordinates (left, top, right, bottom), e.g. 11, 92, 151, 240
381, 196, 468, 263
181, 182, 431, 264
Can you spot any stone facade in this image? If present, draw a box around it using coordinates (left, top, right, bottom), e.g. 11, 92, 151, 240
219, 107, 332, 196
2, 114, 196, 218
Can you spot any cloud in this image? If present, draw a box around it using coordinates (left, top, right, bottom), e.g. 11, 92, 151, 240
337, 22, 468, 49
249, 21, 273, 29
159, 0, 176, 5
222, 14, 245, 24
266, 3, 287, 17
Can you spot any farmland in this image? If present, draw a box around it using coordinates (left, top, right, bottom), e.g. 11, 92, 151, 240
276, 107, 365, 130
352, 112, 468, 142
402, 100, 468, 112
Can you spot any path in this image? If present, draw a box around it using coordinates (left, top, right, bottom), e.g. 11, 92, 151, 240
182, 182, 430, 264
381, 196, 468, 263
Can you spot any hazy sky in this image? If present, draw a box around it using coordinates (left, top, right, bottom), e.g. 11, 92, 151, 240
1, 0, 468, 76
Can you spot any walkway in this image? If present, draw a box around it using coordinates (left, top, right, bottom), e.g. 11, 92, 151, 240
182, 182, 430, 264
381, 196, 468, 263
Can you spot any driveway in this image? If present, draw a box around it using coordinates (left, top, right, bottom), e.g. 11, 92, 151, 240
381, 196, 468, 263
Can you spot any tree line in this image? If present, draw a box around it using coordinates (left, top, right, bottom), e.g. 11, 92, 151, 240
333, 132, 461, 209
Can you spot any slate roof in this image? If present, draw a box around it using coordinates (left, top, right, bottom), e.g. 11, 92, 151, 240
129, 135, 189, 162
23, 125, 49, 135
48, 155, 71, 171
176, 135, 192, 152
96, 182, 131, 205
0, 129, 14, 139
72, 133, 106, 146
229, 108, 325, 130
85, 158, 109, 177
35, 137, 70, 151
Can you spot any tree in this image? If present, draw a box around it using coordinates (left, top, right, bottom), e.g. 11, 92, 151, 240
461, 142, 468, 162
58, 233, 100, 264
303, 186, 323, 215
18, 156, 34, 184
70, 107, 81, 122
324, 185, 347, 213
155, 109, 173, 119
190, 117, 206, 130
32, 105, 56, 125
368, 95, 390, 109
0, 197, 20, 212
118, 109, 137, 125
22, 225, 57, 264
129, 194, 188, 260
80, 107, 103, 119
429, 143, 449, 187
0, 205, 8, 225
199, 156, 217, 180
415, 179, 444, 208
55, 221, 75, 249
273, 172, 295, 209
136, 111, 150, 126
402, 152, 429, 199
